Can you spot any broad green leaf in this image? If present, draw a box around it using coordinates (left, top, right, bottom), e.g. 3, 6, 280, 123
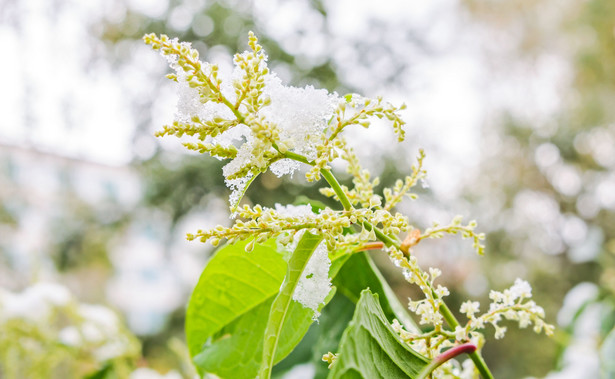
186, 237, 342, 378
193, 292, 330, 378
328, 290, 429, 379
259, 232, 325, 378
185, 239, 286, 359
334, 252, 416, 331
270, 318, 322, 377
270, 252, 417, 378
601, 326, 615, 378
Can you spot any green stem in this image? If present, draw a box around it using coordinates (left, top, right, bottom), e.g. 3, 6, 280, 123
277, 147, 313, 165
320, 169, 353, 211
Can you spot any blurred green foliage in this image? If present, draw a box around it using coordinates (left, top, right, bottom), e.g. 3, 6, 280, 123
462, 0, 615, 376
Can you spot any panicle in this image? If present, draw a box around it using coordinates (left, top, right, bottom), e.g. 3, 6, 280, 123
146, 32, 410, 210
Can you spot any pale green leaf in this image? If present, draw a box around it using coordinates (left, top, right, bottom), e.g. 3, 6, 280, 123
185, 239, 286, 359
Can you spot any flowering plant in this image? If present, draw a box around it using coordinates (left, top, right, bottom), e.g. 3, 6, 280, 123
144, 32, 553, 379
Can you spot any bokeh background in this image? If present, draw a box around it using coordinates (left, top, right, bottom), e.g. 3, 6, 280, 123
1, 0, 614, 378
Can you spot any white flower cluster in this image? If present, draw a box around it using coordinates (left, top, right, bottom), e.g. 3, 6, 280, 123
391, 278, 552, 378
153, 35, 340, 209
273, 203, 317, 248
0, 282, 71, 322
0, 282, 139, 363
461, 278, 554, 340
59, 303, 130, 361
224, 73, 338, 206
161, 39, 234, 125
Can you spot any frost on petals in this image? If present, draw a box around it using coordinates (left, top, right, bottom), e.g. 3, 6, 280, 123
274, 203, 314, 218
292, 241, 331, 319
262, 74, 339, 166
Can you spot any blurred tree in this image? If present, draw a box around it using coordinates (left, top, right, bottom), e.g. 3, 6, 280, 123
460, 0, 615, 376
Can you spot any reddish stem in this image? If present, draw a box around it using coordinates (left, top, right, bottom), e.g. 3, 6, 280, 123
416, 343, 477, 379
354, 242, 385, 252
434, 343, 477, 365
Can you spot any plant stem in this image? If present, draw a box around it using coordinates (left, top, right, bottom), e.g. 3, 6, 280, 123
320, 169, 353, 211
416, 343, 477, 379
280, 149, 494, 379
276, 148, 313, 165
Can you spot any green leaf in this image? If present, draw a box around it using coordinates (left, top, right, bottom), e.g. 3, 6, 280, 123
185, 239, 286, 359
259, 232, 325, 378
186, 237, 340, 379
193, 292, 326, 378
601, 326, 615, 378
334, 252, 417, 331
328, 290, 429, 379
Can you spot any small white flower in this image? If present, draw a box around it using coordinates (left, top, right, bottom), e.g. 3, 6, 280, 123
460, 300, 480, 318
510, 278, 532, 300
518, 312, 532, 328
391, 319, 403, 333
470, 317, 485, 329
428, 267, 442, 281
454, 326, 467, 341
435, 285, 450, 298
494, 325, 507, 339
489, 289, 504, 303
